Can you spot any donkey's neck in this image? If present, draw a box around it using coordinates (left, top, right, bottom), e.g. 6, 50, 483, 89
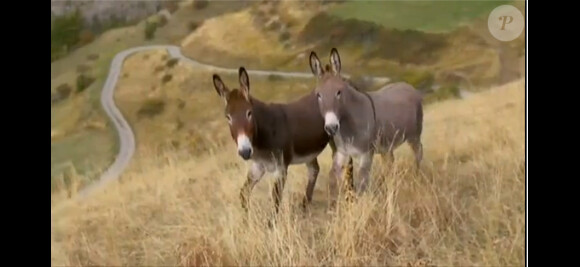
249, 97, 287, 151
339, 85, 376, 138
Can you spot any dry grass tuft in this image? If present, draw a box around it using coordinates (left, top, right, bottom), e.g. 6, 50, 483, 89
51, 79, 524, 266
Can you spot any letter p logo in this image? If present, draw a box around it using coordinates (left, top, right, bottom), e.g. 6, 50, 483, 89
499, 15, 513, 30
488, 5, 524, 42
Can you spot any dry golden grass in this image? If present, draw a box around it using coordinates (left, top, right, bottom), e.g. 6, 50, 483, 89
182, 8, 289, 59
51, 77, 525, 266
179, 5, 315, 71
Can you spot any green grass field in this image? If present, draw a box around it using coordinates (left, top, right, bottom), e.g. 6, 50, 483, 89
329, 0, 511, 33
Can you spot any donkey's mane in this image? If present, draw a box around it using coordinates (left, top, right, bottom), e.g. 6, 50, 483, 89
321, 63, 367, 92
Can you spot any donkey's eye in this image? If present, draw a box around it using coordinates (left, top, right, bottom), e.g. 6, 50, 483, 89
336, 90, 342, 98
246, 110, 252, 119
316, 93, 322, 100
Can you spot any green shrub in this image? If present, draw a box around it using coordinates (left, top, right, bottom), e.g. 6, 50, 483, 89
144, 21, 158, 40
162, 74, 173, 84
188, 21, 202, 31
76, 64, 91, 73
166, 58, 179, 68
56, 84, 72, 98
76, 74, 95, 93
401, 70, 434, 91
138, 99, 166, 118
424, 85, 460, 104
154, 65, 165, 73
158, 15, 168, 27
87, 54, 99, 61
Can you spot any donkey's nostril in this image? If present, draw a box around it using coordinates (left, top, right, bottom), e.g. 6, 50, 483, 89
324, 124, 338, 136
238, 148, 253, 160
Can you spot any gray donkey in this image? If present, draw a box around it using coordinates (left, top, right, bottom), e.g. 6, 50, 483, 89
309, 48, 424, 201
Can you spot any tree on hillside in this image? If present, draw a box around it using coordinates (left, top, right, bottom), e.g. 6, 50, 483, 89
51, 8, 84, 62
90, 14, 102, 33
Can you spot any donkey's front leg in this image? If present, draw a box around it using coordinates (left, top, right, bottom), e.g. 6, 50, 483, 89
240, 162, 265, 212
328, 151, 349, 207
329, 140, 355, 198
357, 151, 374, 194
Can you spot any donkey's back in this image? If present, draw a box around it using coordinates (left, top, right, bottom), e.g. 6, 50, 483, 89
370, 82, 423, 149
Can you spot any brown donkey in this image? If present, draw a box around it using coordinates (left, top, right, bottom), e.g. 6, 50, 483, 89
309, 48, 424, 201
212, 67, 353, 217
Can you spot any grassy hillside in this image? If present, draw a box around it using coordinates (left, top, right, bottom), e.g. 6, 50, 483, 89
51, 78, 525, 266
181, 0, 524, 89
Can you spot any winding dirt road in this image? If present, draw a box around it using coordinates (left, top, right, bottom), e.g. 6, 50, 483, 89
75, 45, 391, 199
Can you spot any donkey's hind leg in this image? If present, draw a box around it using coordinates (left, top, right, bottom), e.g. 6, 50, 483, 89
408, 139, 423, 173
375, 151, 394, 190
380, 151, 395, 167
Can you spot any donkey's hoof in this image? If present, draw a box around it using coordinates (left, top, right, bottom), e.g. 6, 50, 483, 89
301, 198, 311, 212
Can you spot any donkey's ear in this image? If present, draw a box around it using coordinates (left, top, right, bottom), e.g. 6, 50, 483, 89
309, 51, 324, 78
329, 47, 341, 75
212, 74, 229, 104
238, 67, 250, 101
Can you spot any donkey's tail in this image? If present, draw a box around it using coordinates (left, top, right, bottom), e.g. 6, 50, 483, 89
416, 102, 424, 137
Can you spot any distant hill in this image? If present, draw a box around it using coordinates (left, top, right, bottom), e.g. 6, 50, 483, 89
50, 0, 163, 27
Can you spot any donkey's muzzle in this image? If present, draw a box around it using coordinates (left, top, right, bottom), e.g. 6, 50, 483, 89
238, 148, 253, 160
324, 124, 339, 136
